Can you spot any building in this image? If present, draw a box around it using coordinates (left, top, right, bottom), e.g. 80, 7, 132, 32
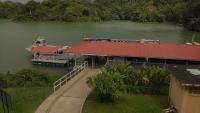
28, 39, 200, 66
67, 40, 200, 67
168, 65, 200, 113
67, 40, 200, 113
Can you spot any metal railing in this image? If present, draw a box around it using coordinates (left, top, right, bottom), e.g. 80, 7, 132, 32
53, 61, 88, 92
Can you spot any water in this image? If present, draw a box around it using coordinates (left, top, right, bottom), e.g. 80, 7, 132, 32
0, 20, 200, 73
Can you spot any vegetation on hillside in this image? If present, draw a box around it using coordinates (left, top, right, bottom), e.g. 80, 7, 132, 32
88, 64, 169, 102
0, 0, 199, 31
0, 87, 52, 113
0, 69, 60, 88
0, 69, 60, 113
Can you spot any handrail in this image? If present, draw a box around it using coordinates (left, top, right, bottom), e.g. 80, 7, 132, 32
53, 61, 88, 92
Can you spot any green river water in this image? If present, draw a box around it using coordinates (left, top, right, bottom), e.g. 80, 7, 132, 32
0, 20, 200, 74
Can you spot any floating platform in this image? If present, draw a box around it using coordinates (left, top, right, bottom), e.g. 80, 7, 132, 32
32, 58, 68, 64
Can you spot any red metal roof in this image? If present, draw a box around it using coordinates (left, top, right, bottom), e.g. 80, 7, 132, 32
67, 41, 200, 61
31, 45, 65, 54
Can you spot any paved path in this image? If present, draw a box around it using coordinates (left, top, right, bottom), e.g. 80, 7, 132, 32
35, 68, 100, 113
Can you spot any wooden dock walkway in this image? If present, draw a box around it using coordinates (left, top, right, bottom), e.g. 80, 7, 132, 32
32, 59, 68, 64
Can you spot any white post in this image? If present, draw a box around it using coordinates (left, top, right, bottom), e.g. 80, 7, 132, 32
34, 53, 36, 59
59, 79, 61, 88
75, 56, 77, 67
107, 57, 109, 65
53, 55, 55, 62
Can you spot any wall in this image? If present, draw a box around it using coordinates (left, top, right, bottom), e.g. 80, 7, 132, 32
182, 89, 200, 113
169, 76, 200, 113
169, 76, 185, 113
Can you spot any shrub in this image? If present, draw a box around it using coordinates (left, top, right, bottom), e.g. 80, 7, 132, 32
135, 66, 169, 94
91, 64, 170, 96
88, 70, 124, 103
0, 69, 58, 88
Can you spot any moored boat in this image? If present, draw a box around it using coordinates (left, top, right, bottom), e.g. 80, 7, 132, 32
26, 37, 72, 64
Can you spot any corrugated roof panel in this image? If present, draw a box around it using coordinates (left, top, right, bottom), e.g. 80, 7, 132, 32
67, 41, 200, 61
31, 45, 65, 54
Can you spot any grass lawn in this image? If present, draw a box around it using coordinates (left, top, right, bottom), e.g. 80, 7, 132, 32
83, 92, 168, 113
0, 87, 52, 113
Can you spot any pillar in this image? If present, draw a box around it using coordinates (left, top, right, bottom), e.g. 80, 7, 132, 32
34, 53, 36, 59
92, 56, 95, 68
53, 55, 55, 62
107, 57, 109, 65
145, 58, 148, 65
74, 57, 77, 67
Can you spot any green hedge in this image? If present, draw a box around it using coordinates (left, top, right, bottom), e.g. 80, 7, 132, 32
88, 64, 170, 102
0, 69, 60, 88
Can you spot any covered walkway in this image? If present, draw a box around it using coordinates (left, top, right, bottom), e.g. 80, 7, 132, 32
67, 41, 200, 61
66, 41, 200, 67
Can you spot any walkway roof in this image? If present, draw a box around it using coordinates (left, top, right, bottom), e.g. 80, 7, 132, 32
67, 41, 200, 61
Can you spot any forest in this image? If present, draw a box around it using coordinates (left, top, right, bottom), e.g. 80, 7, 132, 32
0, 0, 199, 31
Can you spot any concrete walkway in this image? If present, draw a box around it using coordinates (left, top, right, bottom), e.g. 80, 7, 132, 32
35, 68, 100, 113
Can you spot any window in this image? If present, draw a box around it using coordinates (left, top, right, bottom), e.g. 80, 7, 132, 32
189, 86, 200, 94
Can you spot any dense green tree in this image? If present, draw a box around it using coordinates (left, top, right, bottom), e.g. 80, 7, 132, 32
88, 70, 124, 102
0, 69, 59, 88
100, 64, 169, 94
182, 0, 200, 32
0, 0, 199, 31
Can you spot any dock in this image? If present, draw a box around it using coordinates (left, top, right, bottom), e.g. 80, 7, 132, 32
32, 58, 68, 64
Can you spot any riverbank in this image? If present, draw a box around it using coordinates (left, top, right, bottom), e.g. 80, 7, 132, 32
0, 0, 200, 32
0, 69, 61, 113
0, 20, 200, 73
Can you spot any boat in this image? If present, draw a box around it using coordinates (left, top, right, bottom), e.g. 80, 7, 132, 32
26, 36, 72, 64
26, 36, 47, 51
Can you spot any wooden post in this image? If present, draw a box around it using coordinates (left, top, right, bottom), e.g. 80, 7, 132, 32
92, 56, 95, 68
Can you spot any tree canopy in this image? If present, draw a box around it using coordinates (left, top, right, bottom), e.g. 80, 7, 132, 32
88, 64, 170, 102
0, 0, 199, 31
